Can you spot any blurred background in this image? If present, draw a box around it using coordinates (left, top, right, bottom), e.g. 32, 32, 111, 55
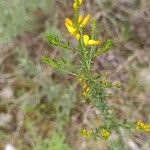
0, 0, 150, 149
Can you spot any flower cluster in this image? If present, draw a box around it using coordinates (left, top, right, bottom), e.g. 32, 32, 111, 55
80, 129, 93, 137
65, 15, 90, 40
80, 128, 110, 140
136, 121, 150, 132
101, 129, 110, 140
65, 0, 100, 45
79, 75, 90, 97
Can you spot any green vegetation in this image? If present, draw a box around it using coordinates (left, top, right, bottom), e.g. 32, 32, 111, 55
0, 0, 54, 43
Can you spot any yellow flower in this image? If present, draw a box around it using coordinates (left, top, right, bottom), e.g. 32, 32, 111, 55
65, 14, 90, 41
80, 15, 90, 28
80, 129, 92, 137
79, 75, 90, 97
83, 87, 90, 96
83, 35, 100, 46
81, 81, 90, 97
136, 121, 150, 132
65, 18, 80, 40
73, 0, 83, 10
136, 121, 144, 129
79, 74, 84, 82
65, 18, 82, 40
83, 35, 89, 45
66, 26, 77, 35
101, 129, 110, 140
88, 40, 100, 45
82, 82, 87, 89
65, 15, 90, 34
78, 15, 83, 24
65, 18, 77, 35
65, 18, 74, 27
76, 33, 80, 40
143, 125, 150, 132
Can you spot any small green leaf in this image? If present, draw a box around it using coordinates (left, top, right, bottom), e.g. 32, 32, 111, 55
91, 19, 97, 39
95, 39, 113, 57
42, 55, 60, 69
47, 33, 69, 49
42, 55, 75, 75
60, 57, 67, 64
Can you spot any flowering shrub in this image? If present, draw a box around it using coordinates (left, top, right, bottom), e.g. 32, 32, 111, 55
42, 0, 150, 142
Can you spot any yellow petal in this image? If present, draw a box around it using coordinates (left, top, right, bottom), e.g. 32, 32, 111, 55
78, 15, 83, 24
66, 25, 77, 35
75, 33, 80, 40
73, 0, 83, 9
80, 14, 90, 28
88, 40, 100, 45
65, 18, 74, 27
73, 2, 77, 9
83, 35, 89, 45
86, 87, 90, 93
101, 129, 110, 140
82, 82, 87, 89
83, 92, 87, 96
